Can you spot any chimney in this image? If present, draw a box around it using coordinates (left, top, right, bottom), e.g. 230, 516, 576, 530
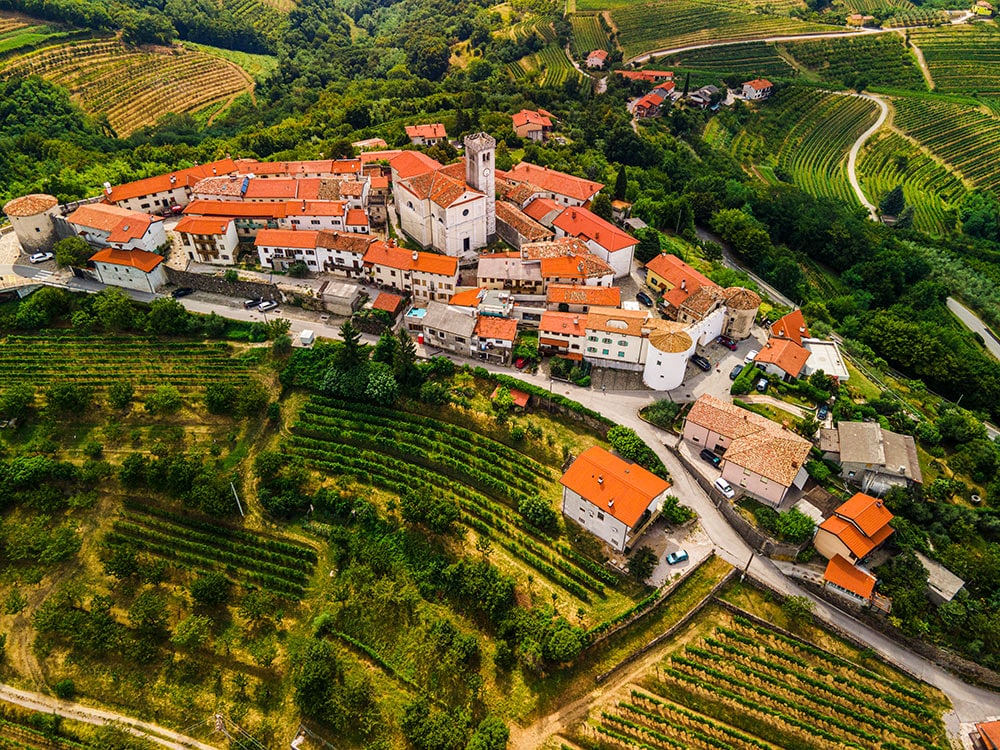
169, 175, 177, 185
597, 475, 603, 485
573, 316, 579, 325
412, 251, 419, 261
212, 167, 217, 175
571, 210, 577, 219
302, 199, 307, 211
608, 499, 614, 508
681, 279, 686, 290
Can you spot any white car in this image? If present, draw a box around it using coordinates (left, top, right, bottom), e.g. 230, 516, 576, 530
257, 300, 279, 312
744, 349, 759, 363
714, 477, 736, 499
29, 252, 54, 263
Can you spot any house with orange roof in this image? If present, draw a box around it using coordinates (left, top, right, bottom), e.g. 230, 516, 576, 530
505, 162, 603, 207
753, 338, 811, 380
405, 123, 448, 146
617, 70, 673, 83
586, 49, 608, 69
539, 252, 615, 287
475, 315, 519, 363
511, 109, 554, 142
539, 311, 588, 358
644, 253, 717, 315
255, 228, 375, 277
174, 216, 238, 265
633, 89, 670, 119
65, 203, 167, 253
182, 199, 283, 240
561, 445, 672, 552
449, 287, 486, 309
552, 205, 637, 278
976, 720, 1000, 749
363, 240, 460, 302
742, 78, 774, 100
823, 554, 878, 606
522, 196, 563, 227
371, 291, 405, 321
683, 394, 811, 507
103, 158, 238, 213
89, 248, 166, 294
546, 283, 621, 313
814, 492, 894, 563
495, 200, 554, 250
352, 137, 389, 151
345, 208, 370, 234
275, 200, 347, 233
770, 309, 809, 345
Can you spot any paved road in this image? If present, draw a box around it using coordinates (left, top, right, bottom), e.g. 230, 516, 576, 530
948, 295, 1000, 361
0, 684, 218, 750
844, 91, 889, 220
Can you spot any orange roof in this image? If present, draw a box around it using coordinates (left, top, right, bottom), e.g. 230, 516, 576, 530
496, 201, 552, 241
588, 49, 608, 61
363, 242, 458, 277
399, 169, 475, 208
540, 253, 614, 280
332, 159, 362, 175
360, 149, 403, 164
405, 123, 447, 139
491, 385, 529, 408
105, 158, 237, 203
372, 292, 404, 314
560, 446, 670, 527
390, 150, 443, 180
67, 203, 142, 233
836, 493, 894, 538
279, 200, 346, 217
546, 283, 621, 307
540, 311, 587, 337
106, 213, 157, 243
89, 247, 163, 273
345, 208, 369, 226
255, 228, 319, 250
635, 92, 667, 112
449, 287, 485, 308
475, 316, 518, 342
238, 158, 339, 176
552, 206, 637, 253
523, 197, 562, 223
819, 516, 877, 559
617, 70, 673, 82
646, 253, 716, 297
506, 162, 603, 203
3, 194, 58, 217
771, 309, 809, 345
370, 175, 390, 189
316, 230, 374, 254
978, 721, 1000, 750
244, 178, 321, 200
174, 216, 233, 235
824, 555, 876, 599
754, 338, 811, 378
512, 109, 553, 129
745, 78, 773, 90
411, 250, 459, 276
184, 199, 282, 219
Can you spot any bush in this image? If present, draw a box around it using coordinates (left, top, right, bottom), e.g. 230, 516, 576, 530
518, 495, 558, 535
145, 385, 182, 415
53, 679, 75, 699
641, 400, 681, 429
628, 546, 658, 582
607, 426, 669, 479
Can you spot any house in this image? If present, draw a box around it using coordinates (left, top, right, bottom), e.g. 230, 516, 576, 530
522, 238, 616, 287
173, 216, 239, 265
371, 291, 406, 324
743, 78, 774, 100
474, 315, 518, 363
89, 248, 166, 294
495, 200, 554, 250
539, 311, 587, 358
644, 253, 717, 317
753, 338, 812, 381
633, 89, 670, 119
583, 307, 653, 368
976, 721, 1000, 749
914, 551, 964, 606
102, 158, 238, 212
363, 240, 460, 303
405, 123, 448, 146
560, 445, 671, 552
504, 162, 603, 207
477, 253, 545, 295
512, 109, 554, 142
814, 492, 894, 563
182, 200, 281, 240
617, 70, 673, 83
687, 85, 719, 109
492, 385, 529, 409
586, 49, 608, 69
846, 12, 875, 25
802, 339, 850, 381
255, 228, 374, 277
420, 301, 477, 356
352, 137, 389, 151
682, 394, 811, 507
973, 0, 994, 15
276, 200, 349, 232
546, 283, 621, 313
65, 203, 167, 252
345, 208, 370, 234
771, 309, 809, 344
234, 158, 359, 179
552, 205, 637, 278
819, 421, 923, 493
823, 554, 878, 606
523, 197, 563, 227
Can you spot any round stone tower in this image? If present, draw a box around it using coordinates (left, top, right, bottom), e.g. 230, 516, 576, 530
3, 194, 59, 253
722, 286, 762, 340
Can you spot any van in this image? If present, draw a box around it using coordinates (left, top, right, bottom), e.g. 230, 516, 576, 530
714, 477, 736, 499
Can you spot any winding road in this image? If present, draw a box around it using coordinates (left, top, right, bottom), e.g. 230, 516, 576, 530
844, 91, 889, 220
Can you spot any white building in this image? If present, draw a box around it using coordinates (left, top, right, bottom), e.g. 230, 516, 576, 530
255, 228, 373, 277
65, 203, 167, 252
362, 240, 460, 303
405, 123, 447, 146
552, 205, 637, 279
89, 248, 167, 293
504, 162, 603, 207
103, 158, 239, 212
642, 324, 695, 390
277, 201, 348, 232
742, 78, 774, 100
174, 216, 239, 265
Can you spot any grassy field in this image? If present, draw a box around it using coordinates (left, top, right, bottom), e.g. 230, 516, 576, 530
0, 37, 252, 135
909, 24, 1000, 95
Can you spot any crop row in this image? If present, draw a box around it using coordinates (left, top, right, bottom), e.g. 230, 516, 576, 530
783, 34, 925, 90
668, 41, 795, 78
881, 8, 947, 27
569, 14, 609, 58
909, 26, 1000, 94
629, 690, 777, 750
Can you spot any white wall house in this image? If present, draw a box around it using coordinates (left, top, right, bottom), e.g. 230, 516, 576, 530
66, 203, 167, 253
363, 240, 460, 303
89, 248, 167, 294
174, 216, 239, 265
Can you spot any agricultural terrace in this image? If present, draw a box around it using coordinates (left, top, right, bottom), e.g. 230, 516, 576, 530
600, 0, 832, 61
570, 13, 610, 58
857, 130, 966, 234
909, 25, 1000, 95
781, 34, 926, 90
0, 38, 252, 135
659, 41, 795, 79
220, 0, 288, 46
838, 0, 914, 12
880, 8, 949, 26
0, 14, 78, 56
575, 585, 951, 750
893, 96, 1000, 192
511, 43, 582, 87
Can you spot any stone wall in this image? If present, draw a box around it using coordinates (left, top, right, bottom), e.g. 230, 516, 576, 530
165, 267, 281, 301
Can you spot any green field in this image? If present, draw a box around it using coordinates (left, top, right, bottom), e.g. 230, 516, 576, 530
512, 42, 582, 87
782, 33, 926, 90
570, 13, 609, 57
661, 40, 796, 78
910, 25, 1000, 94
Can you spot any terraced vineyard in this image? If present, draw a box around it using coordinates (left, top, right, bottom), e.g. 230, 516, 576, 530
840, 0, 914, 11
283, 396, 619, 606
0, 333, 253, 397
513, 43, 582, 87
881, 8, 948, 26
0, 38, 252, 135
663, 40, 795, 78
581, 605, 950, 750
858, 130, 965, 234
0, 13, 79, 55
893, 96, 1000, 192
570, 13, 609, 57
909, 25, 1000, 94
782, 33, 926, 90
220, 0, 287, 48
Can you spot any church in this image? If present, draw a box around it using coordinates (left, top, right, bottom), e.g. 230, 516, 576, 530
392, 132, 496, 257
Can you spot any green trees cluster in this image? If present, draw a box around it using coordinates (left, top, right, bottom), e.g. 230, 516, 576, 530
607, 425, 670, 480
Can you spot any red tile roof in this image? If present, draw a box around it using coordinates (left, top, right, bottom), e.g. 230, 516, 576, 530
89, 247, 164, 273
546, 283, 620, 307
540, 253, 614, 280
405, 123, 447, 139
104, 158, 238, 203
491, 385, 529, 408
174, 216, 233, 235
475, 316, 518, 341
280, 200, 346, 218
496, 201, 553, 241
352, 137, 389, 150
238, 159, 339, 176
588, 49, 608, 61
819, 516, 878, 559
560, 446, 670, 527
512, 109, 553, 129
540, 311, 587, 337
645, 253, 716, 303
316, 231, 374, 254
372, 292, 404, 315
552, 206, 637, 253
836, 493, 895, 538
617, 70, 673, 82
449, 287, 485, 308
824, 554, 876, 599
360, 149, 403, 164
3, 194, 58, 217
523, 197, 562, 223
745, 78, 773, 90
390, 150, 444, 180
978, 721, 1000, 750
183, 200, 283, 219
332, 158, 362, 175
363, 242, 458, 277
506, 162, 603, 203
244, 178, 321, 200
67, 203, 143, 233
370, 175, 390, 190
346, 208, 369, 226
399, 169, 475, 208
754, 338, 811, 378
255, 228, 320, 250
771, 309, 810, 345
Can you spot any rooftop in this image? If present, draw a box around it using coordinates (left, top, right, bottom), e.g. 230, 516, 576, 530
496, 200, 553, 241
553, 206, 637, 253
363, 241, 458, 276
802, 339, 850, 381
371, 292, 405, 315
540, 311, 587, 337
914, 551, 965, 603
546, 283, 621, 307
771, 309, 810, 345
174, 216, 233, 235
560, 445, 670, 527
3, 193, 58, 217
255, 228, 320, 250
824, 554, 876, 599
421, 300, 476, 337
755, 338, 811, 378
512, 109, 553, 129
89, 247, 164, 273
475, 316, 518, 342
389, 150, 443, 180
648, 324, 693, 354
586, 307, 652, 337
506, 162, 603, 203
405, 123, 447, 139
104, 158, 238, 203
723, 286, 762, 310
492, 385, 530, 408
744, 78, 774, 90
477, 254, 543, 283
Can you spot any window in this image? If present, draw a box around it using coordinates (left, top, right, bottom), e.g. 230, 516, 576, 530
482, 153, 488, 163
848, 471, 856, 478
586, 346, 596, 353
140, 203, 150, 209
456, 337, 465, 344
602, 338, 612, 344
617, 351, 625, 358
588, 335, 598, 342
462, 209, 469, 217
602, 349, 609, 355
656, 360, 662, 366
597, 512, 605, 521
618, 340, 627, 346
292, 220, 300, 225
571, 343, 580, 350
311, 220, 320, 225
407, 201, 413, 209
438, 331, 445, 339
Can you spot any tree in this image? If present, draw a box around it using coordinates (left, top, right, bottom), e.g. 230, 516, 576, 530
591, 192, 613, 221
371, 328, 398, 364
54, 236, 93, 267
292, 639, 340, 719
103, 543, 139, 580
682, 72, 690, 97
223, 269, 239, 283
781, 595, 814, 628
190, 571, 231, 607
635, 230, 661, 264
287, 262, 310, 278
614, 163, 628, 201
400, 487, 460, 535
364, 361, 398, 405
518, 495, 558, 534
467, 716, 509, 750
337, 321, 364, 370
128, 590, 168, 640
0, 383, 34, 419
394, 329, 420, 386
145, 298, 190, 335
629, 546, 658, 582
91, 288, 136, 331
107, 381, 134, 410
171, 614, 212, 650
879, 185, 905, 216
204, 382, 237, 415
45, 382, 92, 414
775, 508, 815, 543
145, 385, 182, 415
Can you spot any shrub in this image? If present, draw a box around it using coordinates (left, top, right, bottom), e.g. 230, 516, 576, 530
641, 400, 681, 429
607, 426, 669, 479
53, 679, 75, 699
145, 385, 182, 415
518, 495, 558, 534
628, 546, 658, 582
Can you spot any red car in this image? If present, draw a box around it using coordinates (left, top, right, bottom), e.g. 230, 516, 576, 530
716, 335, 737, 351
514, 358, 527, 369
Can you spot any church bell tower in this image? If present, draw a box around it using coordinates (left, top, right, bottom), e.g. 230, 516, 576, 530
464, 132, 496, 242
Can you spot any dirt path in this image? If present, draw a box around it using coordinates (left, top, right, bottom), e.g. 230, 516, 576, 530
905, 35, 935, 91
0, 683, 219, 750
844, 91, 889, 220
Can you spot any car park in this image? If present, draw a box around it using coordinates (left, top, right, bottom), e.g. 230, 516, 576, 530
636, 291, 654, 307
714, 477, 736, 499
745, 349, 759, 363
257, 300, 278, 312
699, 448, 721, 467
666, 550, 689, 565
817, 404, 830, 420
716, 335, 737, 351
29, 252, 54, 263
729, 364, 745, 381
756, 377, 769, 393
171, 287, 194, 298
691, 354, 712, 371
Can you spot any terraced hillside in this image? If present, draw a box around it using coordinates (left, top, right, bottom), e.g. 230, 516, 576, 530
0, 13, 82, 55
909, 25, 1000, 94
660, 41, 796, 78
0, 37, 253, 135
569, 13, 609, 57
782, 33, 926, 90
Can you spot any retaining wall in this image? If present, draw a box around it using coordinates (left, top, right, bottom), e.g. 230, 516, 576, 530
165, 267, 281, 302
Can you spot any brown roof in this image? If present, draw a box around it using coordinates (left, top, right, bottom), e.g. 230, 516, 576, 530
67, 203, 141, 233
560, 446, 670, 527
723, 286, 761, 310
316, 231, 374, 254
496, 201, 553, 241
586, 307, 651, 337
500, 179, 543, 206
3, 193, 57, 217
648, 325, 693, 353
680, 285, 725, 318
475, 316, 518, 341
506, 162, 603, 203
617, 70, 673, 82
546, 283, 620, 307
824, 554, 876, 599
192, 175, 246, 197
755, 338, 811, 378
522, 236, 592, 261
400, 169, 476, 209
372, 292, 404, 315
89, 247, 164, 273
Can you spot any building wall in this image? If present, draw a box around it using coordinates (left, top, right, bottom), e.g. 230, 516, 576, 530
720, 462, 787, 507
561, 487, 629, 552
643, 339, 694, 390
437, 197, 486, 256
422, 324, 475, 356
279, 215, 346, 232
411, 270, 456, 302
117, 186, 191, 213
580, 237, 634, 279
398, 191, 433, 249
724, 305, 756, 340
180, 222, 239, 265
8, 207, 59, 252
814, 529, 856, 562
583, 328, 645, 365
94, 261, 165, 293
118, 222, 168, 253
368, 263, 410, 293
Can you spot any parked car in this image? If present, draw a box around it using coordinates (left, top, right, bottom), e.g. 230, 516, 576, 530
756, 377, 769, 393
29, 252, 54, 263
514, 357, 527, 369
729, 364, 744, 381
243, 298, 262, 309
636, 291, 654, 307
691, 354, 712, 372
257, 300, 278, 312
744, 349, 759, 363
714, 477, 736, 499
817, 404, 830, 420
667, 550, 689, 565
171, 287, 194, 298
699, 448, 721, 467
716, 335, 737, 351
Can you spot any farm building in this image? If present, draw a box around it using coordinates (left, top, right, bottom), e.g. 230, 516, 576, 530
586, 49, 608, 68
89, 248, 166, 294
819, 421, 923, 493
2, 194, 60, 253
174, 216, 239, 265
742, 78, 774, 100
560, 445, 671, 552
404, 123, 448, 146
814, 492, 894, 564
914, 551, 964, 605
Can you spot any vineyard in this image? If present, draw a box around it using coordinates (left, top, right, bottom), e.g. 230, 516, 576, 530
839, 0, 914, 11
662, 41, 795, 78
0, 38, 253, 135
909, 25, 1000, 94
106, 501, 317, 598
782, 33, 926, 90
857, 130, 965, 234
880, 8, 948, 27
219, 0, 287, 48
511, 43, 582, 88
570, 13, 609, 58
577, 602, 950, 750
283, 396, 624, 610
893, 96, 1000, 192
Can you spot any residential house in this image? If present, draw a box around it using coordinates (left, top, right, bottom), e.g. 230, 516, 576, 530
345, 208, 370, 234
914, 552, 964, 606
771, 309, 809, 344
477, 253, 545, 295
819, 421, 923, 494
182, 200, 281, 240
523, 197, 563, 227
504, 162, 603, 207
363, 240, 460, 303
823, 554, 878, 606
688, 85, 720, 109
352, 137, 389, 151
743, 78, 774, 100
474, 315, 518, 363
583, 307, 653, 369
496, 200, 554, 250
586, 49, 608, 69
973, 0, 994, 15
546, 283, 621, 313
552, 205, 637, 278
802, 339, 850, 381
682, 394, 811, 507
174, 216, 239, 265
65, 203, 167, 252
316, 231, 375, 277
560, 445, 671, 552
371, 291, 406, 325
244, 178, 322, 203
538, 311, 587, 359
754, 338, 812, 381
89, 248, 166, 294
102, 158, 238, 212
611, 200, 632, 222
255, 228, 373, 277
633, 89, 670, 119
512, 109, 554, 142
420, 301, 476, 356
277, 200, 349, 232
644, 253, 717, 317
523, 237, 615, 287
617, 70, 673, 83
975, 721, 1000, 749
814, 492, 894, 563
405, 123, 448, 146
234, 158, 360, 179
